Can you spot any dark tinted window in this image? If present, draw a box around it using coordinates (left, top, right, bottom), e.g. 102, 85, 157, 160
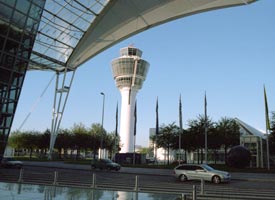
194, 166, 203, 170
177, 165, 187, 170
177, 165, 197, 170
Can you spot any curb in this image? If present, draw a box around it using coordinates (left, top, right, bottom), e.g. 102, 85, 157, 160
22, 162, 275, 183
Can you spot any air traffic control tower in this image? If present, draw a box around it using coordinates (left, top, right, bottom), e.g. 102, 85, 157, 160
111, 47, 150, 153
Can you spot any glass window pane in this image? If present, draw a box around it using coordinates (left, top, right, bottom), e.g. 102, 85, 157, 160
12, 11, 27, 28
0, 4, 13, 20
0, 0, 16, 7
16, 0, 30, 14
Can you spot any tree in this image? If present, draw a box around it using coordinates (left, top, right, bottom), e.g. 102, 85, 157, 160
89, 123, 105, 159
9, 130, 48, 157
8, 130, 25, 156
207, 127, 223, 164
70, 123, 90, 159
137, 147, 150, 154
112, 131, 120, 156
19, 131, 39, 158
55, 129, 72, 159
37, 129, 50, 156
180, 129, 194, 161
157, 123, 179, 165
187, 115, 214, 164
149, 134, 157, 158
216, 117, 240, 161
103, 132, 116, 157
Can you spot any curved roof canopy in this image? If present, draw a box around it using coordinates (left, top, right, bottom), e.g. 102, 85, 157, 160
29, 0, 257, 72
235, 118, 265, 138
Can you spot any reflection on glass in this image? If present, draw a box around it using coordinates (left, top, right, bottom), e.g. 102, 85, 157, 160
0, 182, 180, 200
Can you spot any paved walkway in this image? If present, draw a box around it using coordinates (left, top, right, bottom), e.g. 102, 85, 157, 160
23, 161, 275, 182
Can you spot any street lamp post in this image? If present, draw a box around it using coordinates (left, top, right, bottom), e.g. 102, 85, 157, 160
100, 92, 105, 159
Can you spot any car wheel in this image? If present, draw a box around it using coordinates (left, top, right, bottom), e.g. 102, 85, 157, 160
107, 166, 112, 170
179, 174, 187, 182
212, 175, 221, 184
15, 165, 22, 169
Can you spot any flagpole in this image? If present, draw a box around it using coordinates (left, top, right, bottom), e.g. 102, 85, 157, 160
264, 86, 270, 170
204, 92, 208, 164
266, 129, 270, 170
133, 135, 136, 165
133, 101, 137, 165
155, 97, 159, 163
114, 102, 118, 162
260, 137, 264, 168
179, 95, 183, 162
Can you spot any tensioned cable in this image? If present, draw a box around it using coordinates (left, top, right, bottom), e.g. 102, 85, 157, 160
18, 74, 55, 131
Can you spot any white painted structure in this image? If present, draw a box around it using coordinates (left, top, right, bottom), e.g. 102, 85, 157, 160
149, 119, 268, 167
149, 128, 176, 163
111, 47, 149, 153
235, 118, 266, 168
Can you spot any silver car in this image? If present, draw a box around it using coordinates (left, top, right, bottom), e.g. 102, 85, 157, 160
174, 164, 231, 184
1, 157, 23, 169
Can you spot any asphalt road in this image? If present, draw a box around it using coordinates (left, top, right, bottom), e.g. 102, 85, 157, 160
22, 161, 275, 182
1, 161, 275, 200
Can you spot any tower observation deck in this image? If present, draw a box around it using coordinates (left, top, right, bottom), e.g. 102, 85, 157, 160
111, 47, 150, 153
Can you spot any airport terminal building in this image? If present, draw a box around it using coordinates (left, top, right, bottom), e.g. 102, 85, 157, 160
149, 118, 267, 168
0, 0, 257, 160
0, 0, 45, 157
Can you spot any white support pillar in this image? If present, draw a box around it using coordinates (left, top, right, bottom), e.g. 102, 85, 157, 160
48, 68, 76, 160
119, 88, 137, 153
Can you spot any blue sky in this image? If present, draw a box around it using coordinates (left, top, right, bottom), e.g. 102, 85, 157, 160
12, 0, 275, 147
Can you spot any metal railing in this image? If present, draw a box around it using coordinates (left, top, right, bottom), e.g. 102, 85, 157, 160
16, 168, 192, 200
5, 168, 274, 200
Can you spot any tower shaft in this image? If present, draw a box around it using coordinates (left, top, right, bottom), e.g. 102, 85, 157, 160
120, 88, 137, 153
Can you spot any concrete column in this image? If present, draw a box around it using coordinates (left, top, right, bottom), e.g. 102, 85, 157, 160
119, 87, 137, 153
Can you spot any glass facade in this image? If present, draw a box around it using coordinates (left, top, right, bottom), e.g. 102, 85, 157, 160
120, 47, 142, 57
111, 59, 149, 89
0, 0, 45, 158
111, 47, 149, 90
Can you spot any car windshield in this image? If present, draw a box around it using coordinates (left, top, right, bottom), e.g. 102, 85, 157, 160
103, 159, 112, 163
5, 158, 15, 161
202, 164, 214, 171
